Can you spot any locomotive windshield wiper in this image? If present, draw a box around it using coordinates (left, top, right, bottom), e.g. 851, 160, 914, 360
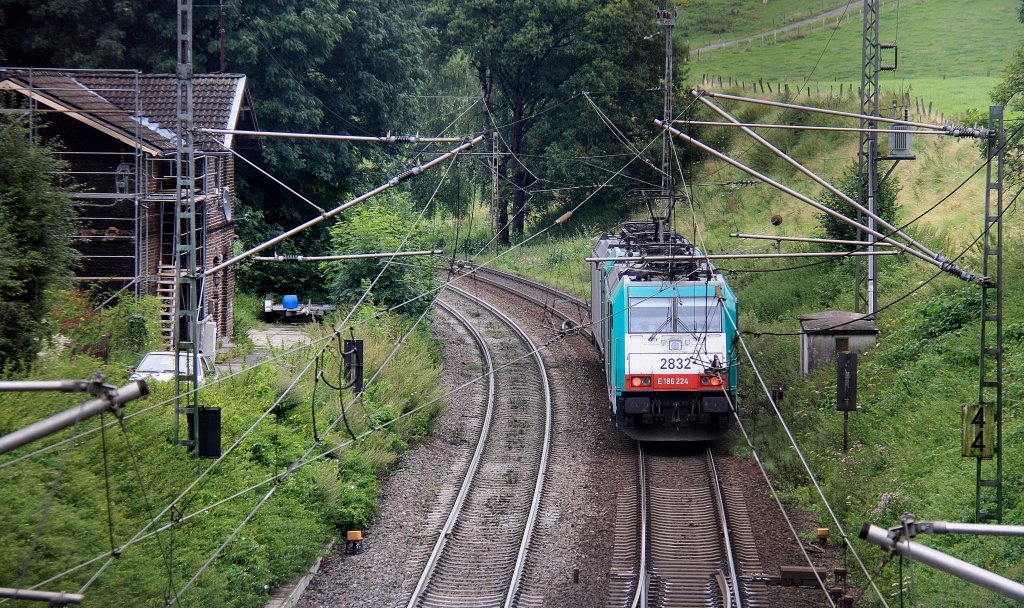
648, 314, 673, 341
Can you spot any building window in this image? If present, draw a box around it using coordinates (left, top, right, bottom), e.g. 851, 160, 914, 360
835, 336, 849, 352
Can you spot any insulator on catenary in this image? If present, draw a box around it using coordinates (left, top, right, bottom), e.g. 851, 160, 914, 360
945, 126, 995, 139
554, 211, 573, 225
389, 165, 423, 186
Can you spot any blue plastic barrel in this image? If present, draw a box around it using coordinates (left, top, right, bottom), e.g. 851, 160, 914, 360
282, 295, 299, 310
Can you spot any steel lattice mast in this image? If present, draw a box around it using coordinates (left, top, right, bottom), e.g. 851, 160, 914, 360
174, 0, 202, 453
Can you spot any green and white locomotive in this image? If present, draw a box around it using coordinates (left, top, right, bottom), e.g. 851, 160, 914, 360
590, 221, 739, 441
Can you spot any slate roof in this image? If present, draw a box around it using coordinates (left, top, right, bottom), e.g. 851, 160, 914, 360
798, 311, 879, 334
0, 68, 246, 154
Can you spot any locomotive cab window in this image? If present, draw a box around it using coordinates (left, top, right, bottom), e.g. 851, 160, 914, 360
628, 298, 673, 333
677, 298, 723, 333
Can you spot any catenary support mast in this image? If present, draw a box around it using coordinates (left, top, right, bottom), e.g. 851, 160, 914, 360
975, 106, 1005, 522
174, 0, 202, 453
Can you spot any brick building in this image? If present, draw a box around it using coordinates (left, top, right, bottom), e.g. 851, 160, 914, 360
0, 68, 252, 344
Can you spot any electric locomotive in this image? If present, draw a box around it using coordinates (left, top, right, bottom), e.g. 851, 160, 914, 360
590, 220, 738, 441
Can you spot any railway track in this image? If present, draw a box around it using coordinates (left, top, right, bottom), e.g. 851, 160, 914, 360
406, 284, 553, 608
609, 445, 769, 608
446, 263, 772, 608
450, 260, 594, 344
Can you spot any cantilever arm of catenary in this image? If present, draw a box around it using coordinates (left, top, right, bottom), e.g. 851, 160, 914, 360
204, 135, 484, 277
655, 119, 986, 284
691, 91, 977, 282
694, 90, 993, 138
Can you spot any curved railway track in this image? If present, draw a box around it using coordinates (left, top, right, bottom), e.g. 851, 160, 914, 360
609, 445, 769, 608
450, 261, 594, 344
406, 285, 553, 608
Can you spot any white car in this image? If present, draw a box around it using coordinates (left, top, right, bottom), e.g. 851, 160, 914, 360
129, 351, 217, 385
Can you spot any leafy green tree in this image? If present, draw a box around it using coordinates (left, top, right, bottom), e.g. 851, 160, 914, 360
992, 40, 1024, 186
0, 116, 78, 372
326, 192, 436, 316
817, 165, 900, 250
430, 0, 675, 243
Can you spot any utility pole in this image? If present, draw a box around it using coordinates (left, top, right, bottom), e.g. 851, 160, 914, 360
491, 130, 499, 248
174, 0, 202, 454
218, 0, 226, 73
657, 5, 676, 243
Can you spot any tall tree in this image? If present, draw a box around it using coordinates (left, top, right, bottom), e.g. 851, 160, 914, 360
430, 0, 679, 243
0, 115, 78, 372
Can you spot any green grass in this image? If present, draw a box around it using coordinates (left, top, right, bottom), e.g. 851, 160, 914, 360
680, 0, 853, 50
690, 0, 1024, 116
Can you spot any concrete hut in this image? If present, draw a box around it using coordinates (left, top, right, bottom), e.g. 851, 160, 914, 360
798, 311, 879, 376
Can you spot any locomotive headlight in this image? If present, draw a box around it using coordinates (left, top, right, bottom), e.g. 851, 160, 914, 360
709, 376, 722, 386
669, 340, 682, 350
630, 376, 652, 387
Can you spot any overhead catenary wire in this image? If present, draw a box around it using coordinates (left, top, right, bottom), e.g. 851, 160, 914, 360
205, 135, 483, 277
746, 184, 1024, 337
253, 250, 444, 262
64, 153, 466, 601
718, 385, 838, 607
676, 120, 946, 135
200, 127, 472, 143
168, 157, 467, 602
691, 92, 953, 265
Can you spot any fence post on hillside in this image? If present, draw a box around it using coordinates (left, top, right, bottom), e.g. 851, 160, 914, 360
767, 81, 772, 93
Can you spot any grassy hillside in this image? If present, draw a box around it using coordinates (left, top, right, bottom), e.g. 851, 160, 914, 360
679, 0, 851, 49
690, 0, 1023, 116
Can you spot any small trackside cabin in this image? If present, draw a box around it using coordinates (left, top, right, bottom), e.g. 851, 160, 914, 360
0, 67, 255, 345
798, 310, 879, 375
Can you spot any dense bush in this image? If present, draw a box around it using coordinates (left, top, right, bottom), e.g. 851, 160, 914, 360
817, 165, 901, 249
326, 192, 437, 316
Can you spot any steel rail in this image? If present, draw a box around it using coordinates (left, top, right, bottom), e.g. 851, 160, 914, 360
406, 301, 497, 608
707, 447, 743, 608
630, 443, 648, 608
446, 285, 553, 608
